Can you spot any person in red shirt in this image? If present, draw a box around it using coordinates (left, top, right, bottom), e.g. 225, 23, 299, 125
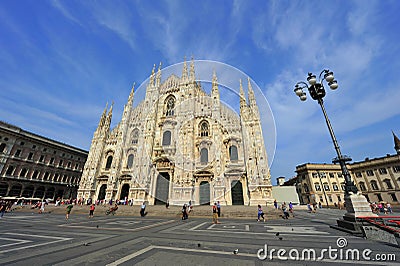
89, 204, 95, 218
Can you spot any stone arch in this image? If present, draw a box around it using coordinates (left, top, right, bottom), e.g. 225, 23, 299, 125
165, 95, 176, 116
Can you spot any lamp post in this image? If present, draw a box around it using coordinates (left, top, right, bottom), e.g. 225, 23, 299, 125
294, 69, 375, 220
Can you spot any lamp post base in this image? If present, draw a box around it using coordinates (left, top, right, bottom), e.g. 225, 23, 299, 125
335, 192, 377, 233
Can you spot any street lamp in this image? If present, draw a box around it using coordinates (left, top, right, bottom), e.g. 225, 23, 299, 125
294, 69, 375, 220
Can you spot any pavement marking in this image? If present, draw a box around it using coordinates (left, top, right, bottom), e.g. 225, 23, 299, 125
0, 233, 72, 254
207, 223, 250, 231
58, 219, 175, 232
189, 221, 208, 231
263, 225, 329, 235
0, 237, 31, 248
107, 245, 400, 265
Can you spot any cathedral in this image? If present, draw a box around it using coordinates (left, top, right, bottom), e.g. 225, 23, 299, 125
77, 59, 273, 206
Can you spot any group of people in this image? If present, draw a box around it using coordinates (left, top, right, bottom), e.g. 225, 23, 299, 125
370, 202, 392, 214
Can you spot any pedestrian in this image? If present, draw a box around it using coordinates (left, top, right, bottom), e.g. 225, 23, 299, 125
318, 202, 322, 209
89, 204, 95, 218
166, 199, 169, 209
65, 203, 73, 220
39, 199, 46, 214
289, 202, 294, 216
257, 204, 265, 222
212, 202, 220, 224
273, 199, 278, 209
312, 203, 317, 213
140, 201, 147, 217
217, 201, 221, 217
307, 203, 312, 212
0, 200, 6, 219
181, 204, 188, 220
282, 203, 289, 219
387, 202, 392, 214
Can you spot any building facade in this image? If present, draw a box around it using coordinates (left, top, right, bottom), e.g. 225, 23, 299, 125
78, 60, 272, 206
294, 132, 400, 206
0, 121, 88, 200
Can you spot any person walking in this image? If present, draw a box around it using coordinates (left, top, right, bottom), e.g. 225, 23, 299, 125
140, 202, 147, 217
181, 204, 188, 220
282, 203, 289, 219
0, 200, 6, 219
89, 204, 95, 218
257, 204, 265, 222
217, 201, 221, 217
65, 203, 73, 220
212, 202, 220, 224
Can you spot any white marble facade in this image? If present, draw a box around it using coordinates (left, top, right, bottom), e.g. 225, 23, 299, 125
77, 59, 272, 206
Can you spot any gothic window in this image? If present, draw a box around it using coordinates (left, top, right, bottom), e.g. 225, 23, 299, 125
105, 155, 113, 169
229, 145, 238, 161
165, 95, 175, 116
370, 180, 379, 190
358, 182, 366, 191
5, 165, 14, 176
383, 179, 393, 189
162, 131, 171, 146
199, 121, 209, 137
0, 143, 6, 153
200, 148, 208, 163
127, 154, 134, 169
131, 129, 139, 144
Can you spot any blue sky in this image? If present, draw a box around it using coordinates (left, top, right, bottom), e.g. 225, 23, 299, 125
1, 0, 400, 184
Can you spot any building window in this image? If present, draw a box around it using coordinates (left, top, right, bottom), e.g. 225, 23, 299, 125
67, 162, 72, 168
127, 154, 134, 169
390, 193, 398, 202
376, 193, 383, 202
320, 172, 326, 178
32, 170, 39, 179
49, 157, 54, 164
131, 129, 139, 144
165, 95, 175, 116
58, 160, 63, 167
162, 131, 172, 146
329, 173, 335, 178
39, 155, 45, 163
43, 172, 49, 180
337, 173, 343, 178
314, 183, 321, 191
370, 180, 379, 190
303, 184, 309, 192
0, 143, 6, 153
27, 152, 33, 160
332, 183, 339, 191
337, 195, 341, 202
383, 179, 393, 189
319, 196, 324, 202
379, 168, 387, 175
6, 166, 14, 176
355, 172, 362, 177
312, 172, 318, 178
14, 149, 21, 157
105, 156, 113, 169
229, 145, 238, 161
200, 148, 208, 163
366, 170, 374, 176
20, 168, 27, 177
393, 166, 400, 173
340, 182, 345, 191
328, 195, 333, 202
323, 183, 330, 191
199, 121, 209, 137
358, 182, 366, 191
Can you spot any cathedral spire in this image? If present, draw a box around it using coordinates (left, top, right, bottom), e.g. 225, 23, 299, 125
393, 131, 400, 154
247, 77, 257, 110
96, 102, 108, 133
212, 70, 218, 93
127, 83, 135, 106
156, 62, 162, 87
181, 56, 188, 81
105, 101, 113, 130
189, 56, 195, 82
239, 79, 247, 109
149, 64, 156, 86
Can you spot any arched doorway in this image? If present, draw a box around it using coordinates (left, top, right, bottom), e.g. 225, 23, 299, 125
199, 181, 210, 205
120, 184, 130, 200
231, 180, 244, 205
21, 186, 34, 198
0, 182, 8, 196
35, 186, 45, 199
98, 184, 107, 200
9, 184, 22, 197
155, 173, 170, 205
